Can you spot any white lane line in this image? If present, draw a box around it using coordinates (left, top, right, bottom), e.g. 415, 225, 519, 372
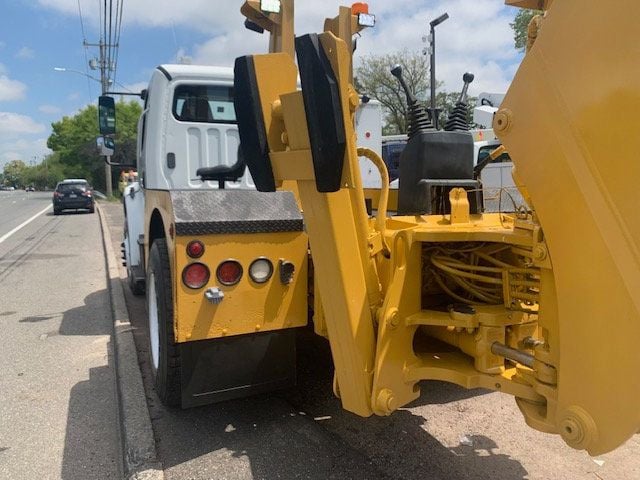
0, 204, 52, 244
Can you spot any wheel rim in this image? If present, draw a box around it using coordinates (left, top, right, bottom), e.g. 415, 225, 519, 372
147, 272, 160, 371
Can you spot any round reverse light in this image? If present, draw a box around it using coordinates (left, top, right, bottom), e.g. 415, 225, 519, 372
186, 240, 205, 258
182, 263, 210, 289
249, 258, 273, 284
216, 260, 243, 286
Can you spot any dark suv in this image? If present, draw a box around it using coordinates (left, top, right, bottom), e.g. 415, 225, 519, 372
53, 179, 95, 215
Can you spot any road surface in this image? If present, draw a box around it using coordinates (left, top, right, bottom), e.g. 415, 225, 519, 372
100, 200, 640, 480
0, 191, 120, 479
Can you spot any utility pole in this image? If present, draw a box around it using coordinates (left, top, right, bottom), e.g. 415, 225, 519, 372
85, 38, 115, 197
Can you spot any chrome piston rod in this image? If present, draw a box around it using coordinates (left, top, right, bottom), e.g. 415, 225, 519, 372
491, 342, 535, 368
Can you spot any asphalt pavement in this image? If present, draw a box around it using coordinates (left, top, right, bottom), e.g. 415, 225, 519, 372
100, 199, 640, 480
0, 191, 120, 479
4, 191, 635, 480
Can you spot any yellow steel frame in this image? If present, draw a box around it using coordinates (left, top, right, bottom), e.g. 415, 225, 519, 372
237, 0, 640, 455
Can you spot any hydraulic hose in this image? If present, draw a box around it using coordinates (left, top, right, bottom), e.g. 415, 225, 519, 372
357, 147, 390, 255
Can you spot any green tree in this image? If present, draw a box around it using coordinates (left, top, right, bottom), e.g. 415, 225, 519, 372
47, 100, 142, 192
21, 154, 65, 190
356, 50, 429, 134
355, 50, 476, 134
2, 160, 27, 187
510, 9, 542, 51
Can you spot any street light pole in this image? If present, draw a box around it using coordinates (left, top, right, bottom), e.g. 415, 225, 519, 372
428, 13, 449, 129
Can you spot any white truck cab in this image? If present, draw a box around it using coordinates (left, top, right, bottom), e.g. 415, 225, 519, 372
138, 65, 252, 191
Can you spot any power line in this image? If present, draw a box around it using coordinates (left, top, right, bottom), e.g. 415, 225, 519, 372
112, 0, 124, 86
107, 0, 113, 84
76, 0, 94, 102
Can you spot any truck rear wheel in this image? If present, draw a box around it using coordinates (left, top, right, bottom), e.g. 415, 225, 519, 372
146, 238, 181, 406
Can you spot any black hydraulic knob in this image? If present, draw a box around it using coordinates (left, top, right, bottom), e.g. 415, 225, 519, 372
444, 72, 475, 132
390, 64, 434, 137
390, 64, 416, 105
459, 72, 475, 104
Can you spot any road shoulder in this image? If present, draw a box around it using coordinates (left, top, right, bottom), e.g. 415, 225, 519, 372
97, 202, 164, 480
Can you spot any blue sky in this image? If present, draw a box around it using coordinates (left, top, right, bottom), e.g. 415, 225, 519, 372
0, 0, 522, 170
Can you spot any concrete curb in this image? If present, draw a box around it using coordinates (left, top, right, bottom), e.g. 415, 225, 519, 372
97, 203, 165, 480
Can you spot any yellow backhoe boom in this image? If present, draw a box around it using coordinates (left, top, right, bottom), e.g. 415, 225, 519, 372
234, 0, 640, 455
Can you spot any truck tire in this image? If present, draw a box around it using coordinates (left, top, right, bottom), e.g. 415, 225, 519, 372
146, 238, 181, 406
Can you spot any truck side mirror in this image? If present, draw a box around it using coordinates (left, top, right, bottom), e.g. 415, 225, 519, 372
98, 95, 116, 135
96, 136, 115, 156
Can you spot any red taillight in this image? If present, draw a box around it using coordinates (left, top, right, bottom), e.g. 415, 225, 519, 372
186, 240, 204, 258
53, 191, 62, 198
216, 260, 243, 286
81, 191, 92, 197
182, 263, 210, 289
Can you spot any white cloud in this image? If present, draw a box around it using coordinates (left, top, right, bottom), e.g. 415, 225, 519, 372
191, 32, 268, 67
37, 0, 523, 95
15, 47, 35, 60
0, 75, 27, 101
39, 104, 62, 115
0, 112, 46, 135
185, 0, 520, 95
0, 138, 50, 169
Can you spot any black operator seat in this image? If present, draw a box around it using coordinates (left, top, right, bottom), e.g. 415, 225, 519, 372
196, 146, 247, 187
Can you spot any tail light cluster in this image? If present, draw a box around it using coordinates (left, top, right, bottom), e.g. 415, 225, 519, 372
181, 240, 295, 289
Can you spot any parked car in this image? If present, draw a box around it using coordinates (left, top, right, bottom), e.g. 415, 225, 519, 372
52, 179, 95, 215
25, 185, 35, 192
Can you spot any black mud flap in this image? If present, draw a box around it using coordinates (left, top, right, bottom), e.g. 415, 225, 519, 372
180, 329, 297, 408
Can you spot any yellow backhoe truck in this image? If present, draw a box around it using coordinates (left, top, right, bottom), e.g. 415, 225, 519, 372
232, 0, 640, 456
